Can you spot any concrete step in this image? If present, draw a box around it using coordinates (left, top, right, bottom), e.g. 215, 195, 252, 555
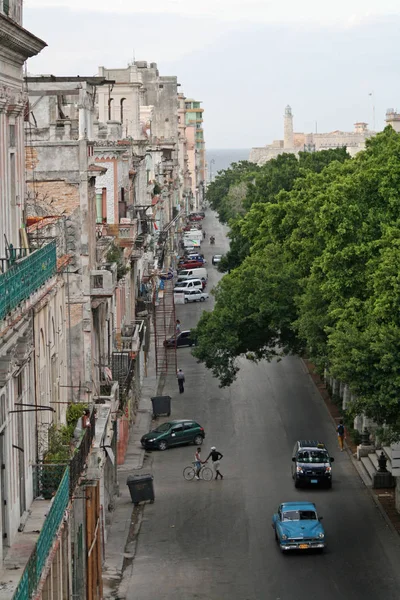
360, 455, 376, 481
370, 451, 392, 474
383, 446, 392, 459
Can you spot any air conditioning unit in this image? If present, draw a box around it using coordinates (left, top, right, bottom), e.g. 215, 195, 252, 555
90, 263, 117, 296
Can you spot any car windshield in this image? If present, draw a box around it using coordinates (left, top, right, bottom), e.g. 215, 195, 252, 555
297, 451, 329, 463
153, 423, 171, 433
282, 510, 317, 521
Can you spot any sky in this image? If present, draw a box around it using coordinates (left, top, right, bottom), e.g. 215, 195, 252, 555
24, 0, 400, 149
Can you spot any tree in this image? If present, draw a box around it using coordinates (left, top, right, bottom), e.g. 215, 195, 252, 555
195, 127, 400, 438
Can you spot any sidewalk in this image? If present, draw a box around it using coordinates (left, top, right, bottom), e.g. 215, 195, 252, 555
303, 358, 400, 537
102, 349, 164, 598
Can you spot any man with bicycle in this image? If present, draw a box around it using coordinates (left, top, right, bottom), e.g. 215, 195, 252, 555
194, 447, 202, 480
205, 446, 224, 479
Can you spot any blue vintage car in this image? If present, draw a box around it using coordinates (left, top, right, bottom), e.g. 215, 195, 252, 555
272, 501, 325, 552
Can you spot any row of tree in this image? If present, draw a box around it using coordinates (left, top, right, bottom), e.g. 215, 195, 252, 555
194, 129, 400, 438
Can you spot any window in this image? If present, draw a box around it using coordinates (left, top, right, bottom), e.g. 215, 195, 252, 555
120, 98, 126, 124
159, 85, 164, 89
171, 425, 183, 433
9, 125, 15, 147
92, 274, 103, 289
108, 98, 113, 121
3, 0, 9, 15
184, 422, 194, 430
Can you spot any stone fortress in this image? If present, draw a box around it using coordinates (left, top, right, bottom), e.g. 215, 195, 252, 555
249, 105, 382, 165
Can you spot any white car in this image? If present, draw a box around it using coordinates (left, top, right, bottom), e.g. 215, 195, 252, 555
184, 289, 209, 303
212, 254, 222, 265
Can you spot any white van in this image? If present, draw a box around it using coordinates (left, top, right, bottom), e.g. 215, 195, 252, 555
174, 278, 203, 292
177, 268, 208, 282
183, 238, 200, 249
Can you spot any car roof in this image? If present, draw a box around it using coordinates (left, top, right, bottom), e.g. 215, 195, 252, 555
281, 502, 317, 511
298, 440, 326, 449
167, 419, 197, 424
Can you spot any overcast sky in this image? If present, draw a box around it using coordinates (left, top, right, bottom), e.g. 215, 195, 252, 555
24, 0, 400, 148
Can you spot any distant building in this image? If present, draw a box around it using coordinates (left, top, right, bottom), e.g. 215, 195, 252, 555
386, 108, 400, 133
250, 105, 376, 165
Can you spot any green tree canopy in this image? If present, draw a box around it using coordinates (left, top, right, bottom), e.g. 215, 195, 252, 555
195, 128, 400, 435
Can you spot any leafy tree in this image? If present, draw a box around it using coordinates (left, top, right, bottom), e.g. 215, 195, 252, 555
195, 127, 400, 439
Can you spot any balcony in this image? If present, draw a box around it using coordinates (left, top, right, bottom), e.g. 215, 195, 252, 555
112, 320, 145, 401
90, 263, 117, 296
96, 221, 138, 248
0, 242, 57, 320
8, 467, 69, 600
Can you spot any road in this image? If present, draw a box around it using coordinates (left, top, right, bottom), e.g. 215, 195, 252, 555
120, 211, 400, 600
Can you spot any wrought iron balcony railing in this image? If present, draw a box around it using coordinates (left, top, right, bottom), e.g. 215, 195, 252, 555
12, 467, 69, 600
0, 241, 57, 320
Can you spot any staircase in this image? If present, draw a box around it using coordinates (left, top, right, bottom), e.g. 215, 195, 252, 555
359, 447, 395, 488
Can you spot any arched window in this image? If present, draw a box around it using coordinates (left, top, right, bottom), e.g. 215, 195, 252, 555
108, 98, 114, 121
120, 98, 126, 124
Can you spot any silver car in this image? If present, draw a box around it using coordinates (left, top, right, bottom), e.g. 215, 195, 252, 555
184, 289, 209, 303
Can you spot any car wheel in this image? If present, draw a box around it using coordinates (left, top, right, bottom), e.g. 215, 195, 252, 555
326, 481, 332, 489
200, 297, 205, 302
274, 529, 278, 541
158, 440, 168, 451
184, 298, 189, 303
193, 435, 203, 446
294, 479, 300, 489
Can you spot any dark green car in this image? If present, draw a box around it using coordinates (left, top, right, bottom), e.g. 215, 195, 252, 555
141, 420, 205, 451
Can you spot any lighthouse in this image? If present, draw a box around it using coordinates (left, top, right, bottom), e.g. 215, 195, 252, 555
284, 105, 294, 149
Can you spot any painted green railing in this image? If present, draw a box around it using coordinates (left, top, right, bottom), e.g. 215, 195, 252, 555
0, 241, 57, 320
12, 467, 69, 600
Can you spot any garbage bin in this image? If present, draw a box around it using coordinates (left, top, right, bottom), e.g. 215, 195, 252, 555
126, 473, 155, 505
151, 395, 171, 417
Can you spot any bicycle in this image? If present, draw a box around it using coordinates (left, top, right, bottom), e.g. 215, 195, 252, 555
183, 462, 213, 481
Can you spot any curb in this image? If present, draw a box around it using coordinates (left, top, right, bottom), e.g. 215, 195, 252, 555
301, 358, 400, 538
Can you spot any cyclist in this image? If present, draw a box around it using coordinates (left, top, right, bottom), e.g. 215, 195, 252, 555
194, 447, 202, 480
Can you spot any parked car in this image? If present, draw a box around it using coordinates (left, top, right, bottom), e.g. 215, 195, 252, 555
140, 420, 205, 451
174, 279, 203, 292
184, 289, 209, 303
183, 223, 202, 231
164, 330, 196, 348
212, 254, 222, 265
177, 268, 208, 283
291, 440, 334, 488
189, 214, 203, 221
179, 260, 204, 270
272, 501, 325, 552
185, 254, 206, 264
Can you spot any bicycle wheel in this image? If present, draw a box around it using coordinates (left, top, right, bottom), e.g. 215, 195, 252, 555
201, 466, 213, 481
183, 466, 195, 481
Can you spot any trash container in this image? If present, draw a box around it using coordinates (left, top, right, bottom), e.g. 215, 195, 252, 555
151, 395, 171, 417
126, 473, 155, 505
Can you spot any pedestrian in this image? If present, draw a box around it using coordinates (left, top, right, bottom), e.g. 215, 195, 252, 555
205, 446, 224, 479
176, 319, 181, 334
203, 230, 206, 240
194, 447, 202, 479
177, 368, 185, 393
337, 420, 345, 451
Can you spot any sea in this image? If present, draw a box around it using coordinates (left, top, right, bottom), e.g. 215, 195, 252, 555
206, 148, 250, 181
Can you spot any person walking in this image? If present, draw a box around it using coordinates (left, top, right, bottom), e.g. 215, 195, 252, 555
337, 420, 345, 451
205, 446, 224, 479
203, 230, 206, 240
176, 319, 181, 335
194, 447, 202, 479
177, 369, 185, 394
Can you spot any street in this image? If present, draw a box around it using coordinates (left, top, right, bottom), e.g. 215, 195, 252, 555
120, 211, 400, 600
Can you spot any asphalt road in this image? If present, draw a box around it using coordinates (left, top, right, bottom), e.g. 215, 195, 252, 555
120, 211, 400, 600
